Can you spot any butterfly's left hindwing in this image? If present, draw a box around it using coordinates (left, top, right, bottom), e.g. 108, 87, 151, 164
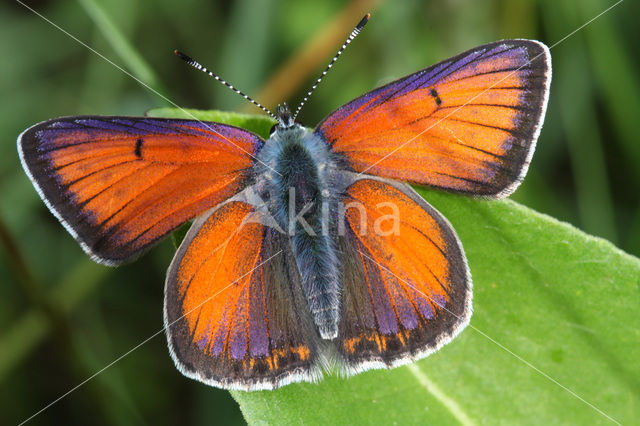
18, 116, 263, 265
165, 199, 322, 390
336, 178, 471, 371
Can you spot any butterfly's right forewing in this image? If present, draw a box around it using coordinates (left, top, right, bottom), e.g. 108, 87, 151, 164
18, 116, 263, 265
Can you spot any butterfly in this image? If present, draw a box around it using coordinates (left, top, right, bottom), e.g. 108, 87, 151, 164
17, 14, 551, 390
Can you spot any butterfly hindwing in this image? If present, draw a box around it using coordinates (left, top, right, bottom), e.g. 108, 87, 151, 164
336, 177, 471, 371
18, 116, 263, 265
164, 197, 322, 390
316, 40, 551, 198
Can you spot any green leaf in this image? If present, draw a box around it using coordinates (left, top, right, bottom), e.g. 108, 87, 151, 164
146, 107, 276, 139
155, 109, 640, 425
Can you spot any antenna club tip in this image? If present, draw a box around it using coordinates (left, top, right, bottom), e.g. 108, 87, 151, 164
174, 50, 191, 62
357, 13, 371, 28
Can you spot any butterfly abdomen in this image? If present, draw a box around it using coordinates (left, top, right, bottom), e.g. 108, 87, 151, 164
256, 127, 342, 340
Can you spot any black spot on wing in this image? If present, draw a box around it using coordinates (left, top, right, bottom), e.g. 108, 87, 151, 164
135, 138, 143, 159
430, 88, 442, 106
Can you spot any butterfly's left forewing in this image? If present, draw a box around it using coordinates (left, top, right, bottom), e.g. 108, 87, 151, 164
336, 178, 471, 371
165, 198, 322, 390
316, 40, 551, 198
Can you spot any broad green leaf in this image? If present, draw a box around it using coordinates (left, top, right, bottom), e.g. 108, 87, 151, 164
153, 109, 640, 425
146, 107, 276, 138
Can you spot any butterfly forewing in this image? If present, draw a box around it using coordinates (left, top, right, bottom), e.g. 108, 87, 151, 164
18, 116, 263, 265
336, 178, 471, 371
164, 199, 322, 390
316, 40, 551, 198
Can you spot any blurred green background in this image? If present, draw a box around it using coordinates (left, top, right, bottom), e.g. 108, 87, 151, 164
1, 0, 638, 424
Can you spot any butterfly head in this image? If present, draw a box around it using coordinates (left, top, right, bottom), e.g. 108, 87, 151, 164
273, 103, 297, 133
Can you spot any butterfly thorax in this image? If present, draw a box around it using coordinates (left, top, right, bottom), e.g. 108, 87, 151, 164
253, 116, 342, 340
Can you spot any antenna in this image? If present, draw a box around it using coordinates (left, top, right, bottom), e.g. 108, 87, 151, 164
292, 13, 370, 120
174, 50, 276, 119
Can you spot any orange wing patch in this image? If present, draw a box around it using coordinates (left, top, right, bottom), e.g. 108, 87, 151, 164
344, 180, 451, 308
176, 202, 263, 351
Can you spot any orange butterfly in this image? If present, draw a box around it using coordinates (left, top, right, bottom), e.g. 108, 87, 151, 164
18, 15, 551, 390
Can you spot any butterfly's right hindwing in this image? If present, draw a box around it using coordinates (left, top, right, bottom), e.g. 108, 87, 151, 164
164, 199, 323, 390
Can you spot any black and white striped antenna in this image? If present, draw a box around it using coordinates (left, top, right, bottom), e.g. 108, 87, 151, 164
292, 13, 370, 120
174, 50, 277, 119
